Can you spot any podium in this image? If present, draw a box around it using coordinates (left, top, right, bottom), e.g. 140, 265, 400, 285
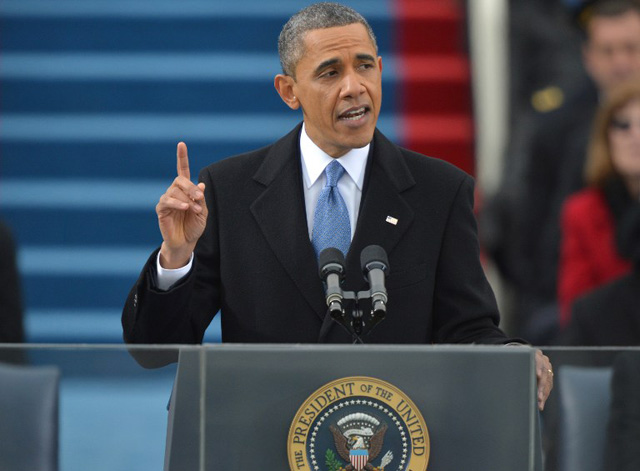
164, 344, 542, 471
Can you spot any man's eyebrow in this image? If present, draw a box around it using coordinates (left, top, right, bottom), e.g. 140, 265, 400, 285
315, 58, 340, 74
356, 53, 376, 62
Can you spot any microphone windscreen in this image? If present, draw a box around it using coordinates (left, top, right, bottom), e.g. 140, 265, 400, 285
318, 247, 346, 278
360, 245, 389, 273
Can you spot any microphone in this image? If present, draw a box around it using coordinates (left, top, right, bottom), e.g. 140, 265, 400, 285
360, 245, 389, 322
318, 248, 347, 320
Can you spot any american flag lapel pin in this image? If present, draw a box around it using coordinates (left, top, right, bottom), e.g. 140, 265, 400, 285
385, 215, 398, 225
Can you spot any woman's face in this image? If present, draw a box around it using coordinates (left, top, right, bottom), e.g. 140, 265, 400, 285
609, 98, 640, 183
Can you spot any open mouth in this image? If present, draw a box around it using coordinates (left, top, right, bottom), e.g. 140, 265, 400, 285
338, 106, 369, 121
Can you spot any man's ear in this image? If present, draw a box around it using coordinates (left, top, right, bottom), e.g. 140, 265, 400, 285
274, 74, 300, 110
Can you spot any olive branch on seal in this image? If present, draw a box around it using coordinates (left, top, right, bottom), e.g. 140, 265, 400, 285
325, 449, 343, 471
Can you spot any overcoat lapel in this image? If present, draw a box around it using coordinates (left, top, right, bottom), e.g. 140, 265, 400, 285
345, 130, 416, 281
250, 125, 328, 322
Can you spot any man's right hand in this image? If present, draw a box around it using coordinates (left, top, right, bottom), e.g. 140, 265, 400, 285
156, 142, 208, 269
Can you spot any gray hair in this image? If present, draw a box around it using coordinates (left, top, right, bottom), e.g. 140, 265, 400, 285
278, 2, 378, 78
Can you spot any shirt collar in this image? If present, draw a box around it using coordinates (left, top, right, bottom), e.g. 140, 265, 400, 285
300, 124, 369, 190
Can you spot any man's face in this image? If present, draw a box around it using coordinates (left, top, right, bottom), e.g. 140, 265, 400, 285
286, 23, 382, 157
583, 11, 640, 93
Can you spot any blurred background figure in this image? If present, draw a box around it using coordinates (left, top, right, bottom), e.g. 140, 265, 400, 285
0, 220, 25, 364
558, 78, 640, 331
0, 220, 24, 344
482, 0, 640, 343
560, 186, 640, 346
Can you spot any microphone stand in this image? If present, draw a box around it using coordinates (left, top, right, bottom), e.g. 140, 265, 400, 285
332, 287, 385, 344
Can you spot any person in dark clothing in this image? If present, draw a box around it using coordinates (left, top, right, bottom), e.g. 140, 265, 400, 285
561, 202, 640, 346
121, 2, 554, 409
0, 220, 24, 344
0, 220, 25, 364
558, 79, 640, 326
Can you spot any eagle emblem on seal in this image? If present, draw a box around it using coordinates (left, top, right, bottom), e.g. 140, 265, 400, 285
329, 413, 390, 471
287, 377, 429, 471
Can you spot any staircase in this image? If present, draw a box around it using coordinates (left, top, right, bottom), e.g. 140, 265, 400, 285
394, 0, 475, 175
0, 0, 474, 343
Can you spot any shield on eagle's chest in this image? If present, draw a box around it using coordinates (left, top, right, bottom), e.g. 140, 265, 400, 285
350, 449, 369, 470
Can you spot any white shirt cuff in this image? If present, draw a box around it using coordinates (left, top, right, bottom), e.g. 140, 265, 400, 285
156, 252, 194, 291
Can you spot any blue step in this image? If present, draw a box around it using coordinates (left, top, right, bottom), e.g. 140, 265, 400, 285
23, 275, 137, 309
1, 2, 394, 53
25, 309, 222, 343
2, 209, 158, 246
0, 142, 283, 179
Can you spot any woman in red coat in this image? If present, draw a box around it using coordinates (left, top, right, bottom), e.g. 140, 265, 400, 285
559, 79, 640, 327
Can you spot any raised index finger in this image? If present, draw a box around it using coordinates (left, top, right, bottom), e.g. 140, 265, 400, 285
176, 142, 191, 180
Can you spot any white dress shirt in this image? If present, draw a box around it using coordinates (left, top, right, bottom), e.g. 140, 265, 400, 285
299, 124, 369, 239
156, 125, 370, 290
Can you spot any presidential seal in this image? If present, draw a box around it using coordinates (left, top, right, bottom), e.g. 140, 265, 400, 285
287, 376, 429, 471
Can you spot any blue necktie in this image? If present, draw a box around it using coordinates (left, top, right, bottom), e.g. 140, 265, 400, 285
312, 160, 351, 259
